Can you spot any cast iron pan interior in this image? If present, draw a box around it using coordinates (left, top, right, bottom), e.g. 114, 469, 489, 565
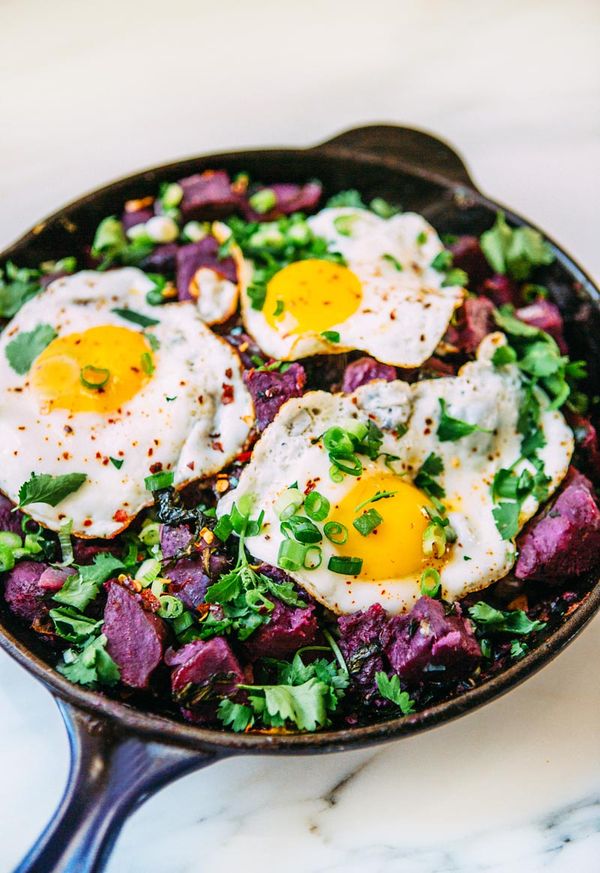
1, 126, 599, 873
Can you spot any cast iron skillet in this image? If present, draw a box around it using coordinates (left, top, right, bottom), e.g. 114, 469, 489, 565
1, 125, 599, 873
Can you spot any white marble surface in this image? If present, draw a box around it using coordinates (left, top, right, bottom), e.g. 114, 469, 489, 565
0, 0, 599, 871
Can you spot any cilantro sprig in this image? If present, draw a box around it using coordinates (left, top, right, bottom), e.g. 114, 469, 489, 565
468, 601, 546, 635
5, 324, 57, 375
375, 672, 415, 714
217, 646, 348, 733
480, 212, 554, 280
437, 398, 492, 442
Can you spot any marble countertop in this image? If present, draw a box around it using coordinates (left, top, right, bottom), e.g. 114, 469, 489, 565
0, 1, 599, 870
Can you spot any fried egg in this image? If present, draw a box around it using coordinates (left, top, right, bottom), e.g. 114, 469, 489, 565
240, 207, 464, 366
0, 268, 253, 538
218, 333, 573, 614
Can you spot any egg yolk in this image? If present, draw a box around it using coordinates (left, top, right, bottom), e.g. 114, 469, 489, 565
333, 473, 442, 581
31, 325, 155, 413
264, 259, 362, 335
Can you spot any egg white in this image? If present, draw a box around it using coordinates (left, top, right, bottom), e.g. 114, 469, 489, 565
218, 333, 573, 614
240, 207, 464, 366
0, 268, 253, 538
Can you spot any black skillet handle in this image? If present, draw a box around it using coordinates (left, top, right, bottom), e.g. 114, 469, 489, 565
14, 699, 218, 873
314, 124, 476, 188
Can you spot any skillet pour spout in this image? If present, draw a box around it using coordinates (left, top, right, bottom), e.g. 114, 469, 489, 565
2, 124, 599, 873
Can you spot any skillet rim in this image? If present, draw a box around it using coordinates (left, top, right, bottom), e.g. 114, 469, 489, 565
1, 131, 599, 754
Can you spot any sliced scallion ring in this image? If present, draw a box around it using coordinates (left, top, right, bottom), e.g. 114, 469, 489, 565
79, 365, 110, 390
420, 567, 441, 597
303, 545, 322, 570
274, 487, 304, 520
277, 538, 306, 571
304, 490, 330, 522
324, 521, 348, 544
328, 555, 363, 575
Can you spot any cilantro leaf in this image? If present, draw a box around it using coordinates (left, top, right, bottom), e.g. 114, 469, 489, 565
326, 189, 366, 209
468, 601, 546, 635
5, 324, 57, 374
217, 699, 254, 732
0, 262, 42, 317
375, 672, 416, 714
437, 398, 491, 442
414, 453, 445, 501
18, 472, 87, 508
261, 678, 330, 731
53, 553, 124, 611
58, 634, 120, 687
204, 569, 242, 604
491, 501, 520, 540
48, 607, 103, 643
481, 213, 554, 280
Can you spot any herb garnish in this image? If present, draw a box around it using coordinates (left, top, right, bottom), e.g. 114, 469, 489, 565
5, 324, 57, 374
375, 672, 415, 713
18, 472, 87, 509
468, 602, 546, 635
111, 307, 159, 328
480, 212, 554, 280
437, 398, 492, 442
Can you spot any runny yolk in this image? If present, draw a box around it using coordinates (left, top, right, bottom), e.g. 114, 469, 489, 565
333, 472, 442, 581
264, 259, 362, 335
31, 325, 154, 413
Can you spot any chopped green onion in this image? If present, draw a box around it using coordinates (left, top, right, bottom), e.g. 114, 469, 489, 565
277, 538, 306, 571
109, 456, 124, 470
137, 558, 161, 586
111, 307, 160, 328
331, 455, 363, 476
280, 515, 322, 544
329, 465, 344, 483
144, 471, 174, 492
324, 521, 348, 544
353, 508, 383, 537
333, 214, 358, 237
328, 555, 363, 575
304, 490, 330, 522
370, 197, 400, 219
492, 345, 518, 367
430, 250, 453, 272
273, 299, 285, 317
303, 545, 322, 570
0, 545, 15, 572
382, 253, 403, 271
323, 426, 355, 456
0, 531, 22, 550
274, 487, 304, 520
249, 188, 277, 214
139, 521, 161, 546
420, 567, 441, 597
160, 182, 184, 209
141, 352, 154, 375
321, 330, 340, 343
58, 519, 74, 566
79, 365, 110, 390
158, 595, 184, 619
422, 522, 446, 558
182, 221, 208, 243
416, 230, 428, 245
23, 533, 43, 555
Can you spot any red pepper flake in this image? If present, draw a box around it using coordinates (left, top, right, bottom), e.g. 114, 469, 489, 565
236, 450, 252, 464
187, 461, 195, 470
113, 509, 129, 523
221, 383, 235, 405
83, 519, 93, 527
225, 367, 232, 378
149, 462, 163, 473
212, 440, 224, 453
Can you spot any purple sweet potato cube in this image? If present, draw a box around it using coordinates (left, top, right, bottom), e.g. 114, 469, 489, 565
342, 357, 397, 393
384, 597, 481, 683
121, 206, 154, 232
0, 493, 24, 535
160, 523, 193, 559
516, 299, 567, 353
141, 242, 178, 274
103, 581, 166, 689
176, 237, 237, 301
178, 170, 242, 220
166, 637, 244, 722
446, 296, 495, 354
243, 363, 306, 430
449, 236, 492, 289
165, 556, 211, 611
338, 603, 390, 700
480, 274, 519, 307
515, 469, 600, 581
244, 600, 318, 659
3, 561, 53, 621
